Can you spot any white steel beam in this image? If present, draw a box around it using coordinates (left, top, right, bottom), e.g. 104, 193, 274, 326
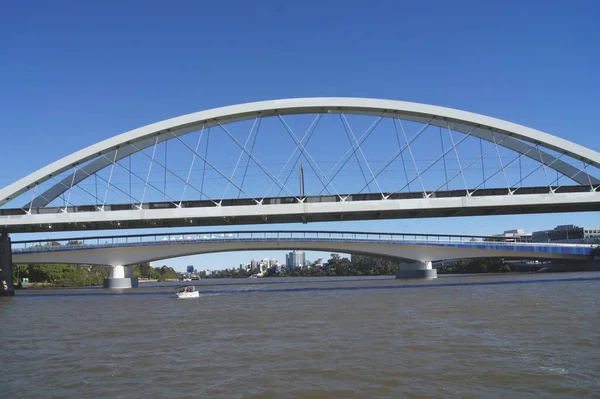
1, 191, 599, 232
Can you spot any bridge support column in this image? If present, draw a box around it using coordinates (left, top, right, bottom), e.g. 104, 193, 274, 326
0, 232, 15, 296
103, 265, 138, 289
396, 261, 437, 279
125, 266, 139, 288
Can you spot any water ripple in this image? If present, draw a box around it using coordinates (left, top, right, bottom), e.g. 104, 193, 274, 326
1, 272, 598, 398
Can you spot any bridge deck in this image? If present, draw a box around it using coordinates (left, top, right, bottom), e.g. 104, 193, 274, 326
2, 186, 599, 233
13, 235, 595, 257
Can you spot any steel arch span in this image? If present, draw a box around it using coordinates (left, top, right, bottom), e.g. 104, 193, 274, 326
1, 98, 599, 233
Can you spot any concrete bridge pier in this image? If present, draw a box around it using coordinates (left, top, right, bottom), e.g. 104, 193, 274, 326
0, 232, 15, 296
103, 265, 139, 289
396, 261, 437, 279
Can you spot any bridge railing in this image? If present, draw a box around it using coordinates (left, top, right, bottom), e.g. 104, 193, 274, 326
11, 230, 598, 254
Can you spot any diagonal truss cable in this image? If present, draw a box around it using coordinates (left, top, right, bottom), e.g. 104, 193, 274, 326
77, 156, 141, 207
25, 185, 38, 214
491, 130, 512, 191
94, 142, 181, 208
518, 155, 523, 189
24, 179, 105, 214
340, 114, 385, 196
534, 153, 585, 193
103, 149, 120, 207
64, 164, 79, 210
23, 181, 74, 213
389, 123, 472, 197
180, 126, 205, 205
271, 114, 322, 198
563, 160, 600, 190
130, 140, 218, 206
138, 137, 179, 206
129, 154, 132, 202
164, 140, 168, 201
359, 119, 431, 198
397, 118, 427, 196
480, 139, 486, 189
535, 144, 553, 189
469, 136, 533, 195
393, 118, 411, 192
430, 132, 509, 195
217, 121, 300, 201
439, 127, 449, 190
222, 117, 260, 201
23, 163, 106, 212
277, 114, 341, 199
319, 114, 385, 196
446, 122, 470, 193
505, 143, 570, 194
339, 114, 370, 193
582, 161, 595, 190
239, 118, 262, 198
171, 130, 259, 204
200, 128, 211, 200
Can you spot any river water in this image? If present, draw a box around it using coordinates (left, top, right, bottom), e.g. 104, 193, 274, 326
1, 272, 599, 398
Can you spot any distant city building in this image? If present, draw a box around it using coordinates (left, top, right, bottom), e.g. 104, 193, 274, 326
259, 262, 268, 274
186, 265, 194, 273
490, 229, 532, 242
286, 250, 305, 271
531, 225, 600, 243
234, 256, 284, 275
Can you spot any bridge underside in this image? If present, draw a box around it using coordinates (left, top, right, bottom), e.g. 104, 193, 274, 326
2, 188, 599, 233
13, 240, 591, 267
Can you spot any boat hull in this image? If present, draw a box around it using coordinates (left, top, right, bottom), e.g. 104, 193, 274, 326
175, 291, 200, 299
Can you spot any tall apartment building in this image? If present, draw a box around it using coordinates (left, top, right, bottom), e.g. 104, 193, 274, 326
285, 250, 305, 271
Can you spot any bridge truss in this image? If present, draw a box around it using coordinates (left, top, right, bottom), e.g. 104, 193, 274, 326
1, 98, 599, 233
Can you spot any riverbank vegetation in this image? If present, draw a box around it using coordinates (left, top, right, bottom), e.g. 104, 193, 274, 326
208, 254, 401, 278
437, 259, 511, 274
13, 262, 178, 287
208, 255, 514, 279
135, 263, 179, 281
14, 264, 108, 287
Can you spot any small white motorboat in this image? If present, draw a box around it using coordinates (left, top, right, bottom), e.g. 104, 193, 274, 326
175, 286, 200, 299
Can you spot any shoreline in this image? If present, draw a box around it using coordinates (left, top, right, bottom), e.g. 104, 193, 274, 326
13, 270, 594, 289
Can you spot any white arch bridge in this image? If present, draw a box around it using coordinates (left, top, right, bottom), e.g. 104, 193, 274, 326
0, 97, 599, 233
11, 230, 598, 288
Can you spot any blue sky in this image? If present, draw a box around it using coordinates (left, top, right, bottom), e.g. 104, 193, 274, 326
1, 0, 599, 271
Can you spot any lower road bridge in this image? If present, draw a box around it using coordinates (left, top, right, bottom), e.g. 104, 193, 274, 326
2, 230, 597, 293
